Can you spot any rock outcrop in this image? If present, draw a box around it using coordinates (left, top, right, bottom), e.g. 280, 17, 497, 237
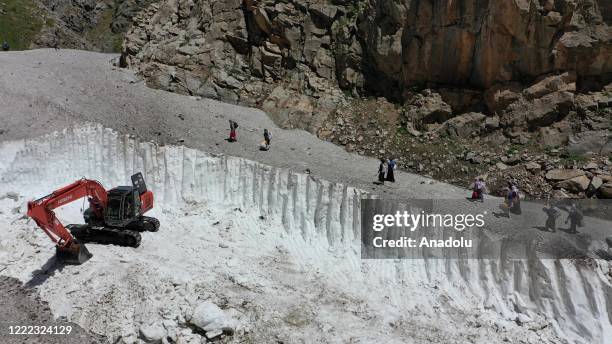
25, 0, 156, 52
121, 0, 611, 119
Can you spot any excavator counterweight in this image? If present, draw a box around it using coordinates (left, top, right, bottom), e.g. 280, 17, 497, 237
26, 173, 159, 264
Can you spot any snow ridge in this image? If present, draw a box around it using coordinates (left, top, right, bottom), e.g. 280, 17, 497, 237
1, 124, 610, 343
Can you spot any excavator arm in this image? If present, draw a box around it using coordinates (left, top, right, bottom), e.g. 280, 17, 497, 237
26, 179, 108, 263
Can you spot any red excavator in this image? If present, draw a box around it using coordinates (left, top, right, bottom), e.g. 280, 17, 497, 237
27, 173, 160, 264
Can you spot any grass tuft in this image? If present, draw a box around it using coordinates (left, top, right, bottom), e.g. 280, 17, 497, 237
0, 0, 44, 50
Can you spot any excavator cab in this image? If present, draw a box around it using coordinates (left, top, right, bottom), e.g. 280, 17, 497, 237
104, 187, 140, 227
104, 173, 148, 227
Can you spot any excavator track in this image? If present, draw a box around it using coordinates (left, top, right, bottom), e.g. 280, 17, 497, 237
67, 224, 142, 248
131, 216, 160, 232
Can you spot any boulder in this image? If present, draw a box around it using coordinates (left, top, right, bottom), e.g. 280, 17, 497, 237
556, 175, 591, 193
524, 72, 576, 99
574, 92, 611, 112
598, 174, 612, 183
485, 115, 500, 130
568, 130, 612, 155
591, 176, 604, 190
496, 162, 509, 171
599, 183, 612, 199
442, 112, 486, 138
505, 155, 522, 165
484, 83, 522, 112
308, 4, 338, 28
252, 7, 272, 34
408, 90, 453, 124
551, 189, 570, 199
139, 324, 166, 343
525, 162, 541, 171
545, 169, 586, 181
526, 91, 574, 128
538, 127, 568, 147
189, 302, 236, 339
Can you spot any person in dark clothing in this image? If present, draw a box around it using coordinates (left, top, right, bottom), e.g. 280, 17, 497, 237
263, 129, 271, 146
228, 120, 238, 142
2, 41, 9, 51
386, 158, 396, 183
543, 202, 560, 232
378, 159, 388, 185
565, 204, 583, 233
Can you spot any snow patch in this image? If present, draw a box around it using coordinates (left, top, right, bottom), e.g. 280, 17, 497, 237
0, 124, 610, 343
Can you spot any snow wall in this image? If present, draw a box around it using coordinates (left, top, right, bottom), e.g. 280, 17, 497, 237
0, 124, 610, 343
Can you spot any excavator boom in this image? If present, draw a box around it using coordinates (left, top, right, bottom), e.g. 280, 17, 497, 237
27, 179, 107, 247
27, 179, 107, 264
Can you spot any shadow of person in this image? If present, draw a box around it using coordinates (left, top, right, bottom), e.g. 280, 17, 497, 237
532, 226, 553, 233
24, 256, 66, 289
492, 211, 509, 218
558, 226, 579, 234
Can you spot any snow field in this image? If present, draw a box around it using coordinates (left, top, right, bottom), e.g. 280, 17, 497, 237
0, 124, 610, 343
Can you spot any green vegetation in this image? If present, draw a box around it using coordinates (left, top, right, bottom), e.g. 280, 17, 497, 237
560, 152, 588, 165
84, 7, 123, 53
396, 126, 408, 136
0, 0, 44, 50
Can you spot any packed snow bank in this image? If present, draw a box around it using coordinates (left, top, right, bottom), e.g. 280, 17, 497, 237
0, 124, 611, 344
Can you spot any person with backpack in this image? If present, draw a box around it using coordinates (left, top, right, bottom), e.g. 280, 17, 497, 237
386, 158, 397, 183
228, 120, 238, 142
565, 203, 583, 233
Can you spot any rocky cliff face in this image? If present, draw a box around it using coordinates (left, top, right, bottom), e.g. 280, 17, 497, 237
122, 1, 610, 120
358, 0, 611, 92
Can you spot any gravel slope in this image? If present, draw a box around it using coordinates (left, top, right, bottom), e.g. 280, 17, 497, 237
0, 49, 465, 200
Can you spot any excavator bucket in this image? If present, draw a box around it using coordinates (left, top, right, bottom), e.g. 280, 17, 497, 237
56, 240, 93, 265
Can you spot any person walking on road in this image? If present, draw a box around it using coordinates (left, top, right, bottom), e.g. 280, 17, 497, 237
510, 183, 521, 214
2, 41, 9, 51
565, 203, 583, 233
543, 202, 560, 232
471, 178, 479, 200
477, 178, 486, 201
471, 178, 485, 202
228, 120, 238, 142
263, 129, 271, 147
378, 158, 388, 185
501, 183, 514, 217
386, 158, 397, 183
